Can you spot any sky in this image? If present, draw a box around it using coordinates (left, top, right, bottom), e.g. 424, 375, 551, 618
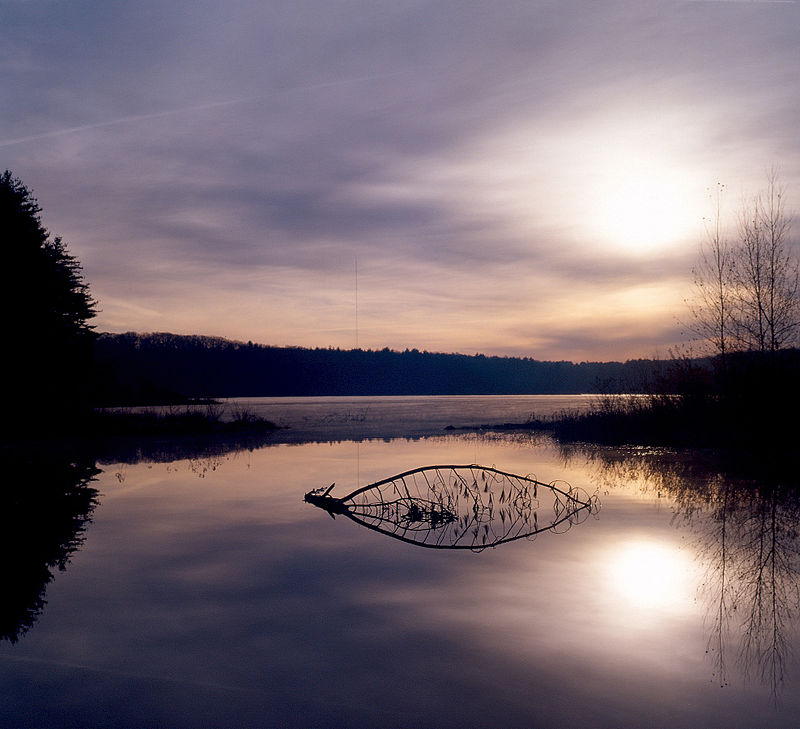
2, 0, 799, 362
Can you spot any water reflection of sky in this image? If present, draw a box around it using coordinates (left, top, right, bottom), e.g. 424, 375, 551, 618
2, 434, 799, 728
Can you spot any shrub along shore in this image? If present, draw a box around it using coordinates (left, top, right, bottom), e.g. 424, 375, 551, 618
478, 350, 799, 474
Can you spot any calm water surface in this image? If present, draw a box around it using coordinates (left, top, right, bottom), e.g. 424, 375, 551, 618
2, 396, 799, 728
220, 393, 598, 441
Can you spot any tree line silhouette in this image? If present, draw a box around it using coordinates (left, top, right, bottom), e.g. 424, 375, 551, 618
90, 331, 670, 403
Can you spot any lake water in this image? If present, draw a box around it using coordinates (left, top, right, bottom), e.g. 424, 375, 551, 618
3, 395, 800, 728
223, 393, 600, 441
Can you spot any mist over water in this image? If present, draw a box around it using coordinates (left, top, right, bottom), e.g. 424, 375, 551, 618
221, 394, 598, 441
2, 396, 799, 728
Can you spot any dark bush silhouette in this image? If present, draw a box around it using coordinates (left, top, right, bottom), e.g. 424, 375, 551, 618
519, 348, 800, 452
1, 171, 97, 431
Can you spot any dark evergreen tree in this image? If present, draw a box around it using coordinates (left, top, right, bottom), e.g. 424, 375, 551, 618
1, 171, 97, 429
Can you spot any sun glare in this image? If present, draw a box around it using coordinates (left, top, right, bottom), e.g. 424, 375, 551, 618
500, 110, 711, 256
592, 174, 694, 252
582, 154, 704, 254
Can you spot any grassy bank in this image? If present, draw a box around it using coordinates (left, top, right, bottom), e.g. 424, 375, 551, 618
514, 395, 726, 447
89, 404, 281, 437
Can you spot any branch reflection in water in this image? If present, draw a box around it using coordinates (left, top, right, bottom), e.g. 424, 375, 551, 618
561, 443, 800, 698
305, 464, 599, 551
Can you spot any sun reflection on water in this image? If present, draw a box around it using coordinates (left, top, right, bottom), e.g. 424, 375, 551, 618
609, 540, 694, 612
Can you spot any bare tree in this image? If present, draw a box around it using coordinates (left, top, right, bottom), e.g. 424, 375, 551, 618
732, 172, 799, 352
760, 173, 797, 351
692, 172, 799, 355
690, 182, 732, 362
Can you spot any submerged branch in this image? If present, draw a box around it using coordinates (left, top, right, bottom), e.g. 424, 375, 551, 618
305, 464, 598, 551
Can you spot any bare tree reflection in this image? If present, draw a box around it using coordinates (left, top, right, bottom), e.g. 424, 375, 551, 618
305, 464, 599, 551
559, 443, 800, 698
0, 452, 99, 643
730, 485, 800, 693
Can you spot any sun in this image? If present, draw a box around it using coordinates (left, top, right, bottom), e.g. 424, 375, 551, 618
585, 161, 703, 254
530, 110, 710, 255
595, 177, 692, 251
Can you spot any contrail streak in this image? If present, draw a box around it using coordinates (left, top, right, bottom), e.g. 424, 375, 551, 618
0, 70, 409, 149
0, 96, 261, 148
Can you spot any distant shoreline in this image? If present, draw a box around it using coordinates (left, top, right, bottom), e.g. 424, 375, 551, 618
90, 331, 675, 405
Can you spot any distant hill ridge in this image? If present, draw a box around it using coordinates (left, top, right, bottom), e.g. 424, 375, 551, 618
91, 331, 674, 404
